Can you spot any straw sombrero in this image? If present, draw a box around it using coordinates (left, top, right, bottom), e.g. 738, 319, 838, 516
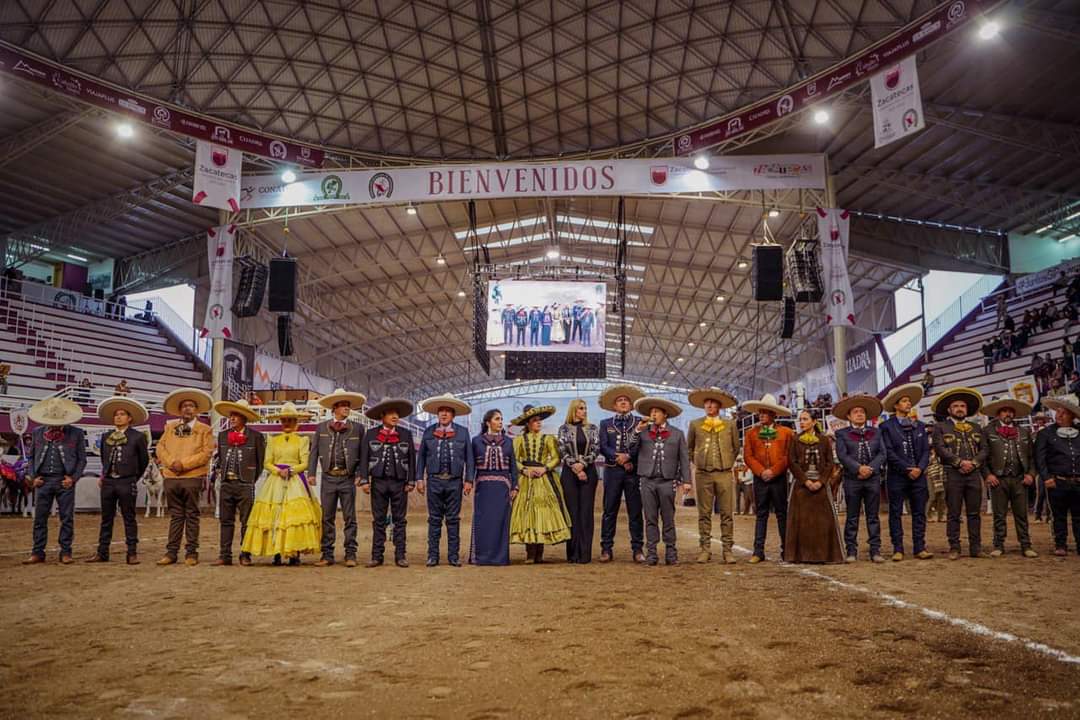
634, 396, 682, 418
882, 383, 924, 413
832, 393, 883, 420
420, 393, 471, 416
28, 397, 83, 426
318, 388, 367, 411
598, 384, 645, 412
1043, 395, 1080, 422
930, 387, 984, 419
267, 401, 312, 422
741, 393, 792, 417
98, 396, 148, 425
687, 387, 737, 410
981, 397, 1033, 418
365, 397, 415, 421
213, 398, 260, 423
163, 388, 213, 416
510, 404, 556, 426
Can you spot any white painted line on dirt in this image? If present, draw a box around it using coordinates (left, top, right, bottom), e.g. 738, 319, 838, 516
676, 528, 1080, 666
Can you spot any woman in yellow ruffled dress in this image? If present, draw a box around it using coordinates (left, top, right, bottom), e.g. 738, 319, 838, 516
242, 402, 322, 565
509, 405, 571, 563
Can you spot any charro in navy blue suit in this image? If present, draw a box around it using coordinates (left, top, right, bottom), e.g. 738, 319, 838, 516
28, 424, 87, 561
834, 425, 886, 559
598, 413, 644, 559
880, 415, 930, 556
417, 420, 475, 565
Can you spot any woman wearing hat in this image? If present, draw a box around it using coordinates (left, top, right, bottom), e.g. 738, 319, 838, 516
556, 399, 601, 563
1035, 395, 1080, 556
469, 409, 518, 565
155, 388, 214, 567
510, 404, 571, 564
212, 398, 266, 566
242, 402, 321, 566
86, 397, 150, 565
22, 397, 87, 565
785, 409, 844, 564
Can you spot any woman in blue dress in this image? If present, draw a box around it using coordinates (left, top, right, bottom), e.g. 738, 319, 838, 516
469, 409, 518, 565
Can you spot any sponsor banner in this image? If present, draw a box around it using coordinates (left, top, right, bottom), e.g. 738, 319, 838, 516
192, 141, 242, 211
241, 155, 826, 208
1014, 257, 1080, 296
845, 338, 878, 396
0, 43, 323, 168
676, 0, 993, 154
222, 339, 255, 402
1006, 376, 1040, 409
871, 56, 924, 148
200, 225, 234, 340
817, 207, 855, 327
253, 352, 336, 395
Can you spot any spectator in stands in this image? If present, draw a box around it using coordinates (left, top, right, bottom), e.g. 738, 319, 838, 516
1003, 314, 1015, 333
1050, 360, 1066, 395
778, 394, 788, 409
1039, 302, 1056, 331
994, 293, 1008, 330
1069, 371, 1080, 396
1023, 308, 1036, 329
118, 296, 128, 320
1074, 335, 1080, 373
114, 379, 131, 396
1066, 302, 1079, 327
77, 378, 92, 406
982, 340, 994, 374
0, 360, 9, 394
1031, 353, 1048, 395
1068, 275, 1080, 306
1065, 336, 1075, 375
248, 392, 264, 406
920, 370, 934, 394
136, 300, 154, 323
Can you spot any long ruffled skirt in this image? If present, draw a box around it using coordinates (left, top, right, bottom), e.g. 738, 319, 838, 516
241, 472, 322, 557
510, 469, 571, 545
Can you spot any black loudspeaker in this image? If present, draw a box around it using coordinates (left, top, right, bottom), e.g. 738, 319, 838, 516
780, 296, 796, 339
268, 257, 297, 313
277, 314, 294, 357
232, 258, 268, 318
752, 245, 783, 301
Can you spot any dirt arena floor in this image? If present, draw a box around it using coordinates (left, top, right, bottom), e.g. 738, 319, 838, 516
1, 504, 1078, 720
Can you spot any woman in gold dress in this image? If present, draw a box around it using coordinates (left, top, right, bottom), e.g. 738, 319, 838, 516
242, 402, 322, 565
509, 405, 571, 564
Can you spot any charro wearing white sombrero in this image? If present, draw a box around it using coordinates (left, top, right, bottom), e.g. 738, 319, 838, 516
597, 384, 646, 564
155, 388, 214, 567
309, 389, 367, 567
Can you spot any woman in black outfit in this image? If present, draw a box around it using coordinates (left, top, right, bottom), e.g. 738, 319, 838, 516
557, 399, 600, 563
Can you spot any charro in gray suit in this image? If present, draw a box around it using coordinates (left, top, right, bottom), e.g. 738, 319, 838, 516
308, 416, 364, 565
628, 397, 691, 565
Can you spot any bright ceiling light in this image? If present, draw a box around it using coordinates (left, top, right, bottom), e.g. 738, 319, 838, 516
978, 19, 1001, 40
281, 169, 297, 184
546, 247, 560, 259
406, 204, 418, 215
116, 123, 134, 139
676, 357, 685, 363
699, 321, 708, 327
812, 109, 830, 125
688, 342, 696, 347
457, 290, 466, 297
768, 208, 780, 218
716, 294, 726, 302
436, 255, 446, 265
66, 253, 88, 262
668, 370, 676, 375
693, 155, 710, 170
737, 260, 748, 269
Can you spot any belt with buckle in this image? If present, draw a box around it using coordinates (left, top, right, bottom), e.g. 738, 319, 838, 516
327, 468, 349, 477
434, 472, 457, 480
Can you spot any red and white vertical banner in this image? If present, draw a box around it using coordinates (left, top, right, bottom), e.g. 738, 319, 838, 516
870, 56, 925, 149
200, 225, 235, 339
192, 140, 242, 211
817, 207, 855, 327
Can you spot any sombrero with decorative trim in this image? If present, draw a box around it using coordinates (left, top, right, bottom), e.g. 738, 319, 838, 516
634, 396, 682, 418
832, 393, 883, 420
318, 388, 367, 410
365, 397, 415, 421
982, 397, 1033, 418
213, 398, 260, 423
28, 397, 83, 426
881, 383, 924, 413
1042, 394, 1080, 422
267, 401, 313, 422
420, 393, 472, 416
98, 396, 148, 425
598, 384, 645, 412
162, 388, 213, 416
740, 393, 792, 417
930, 387, 984, 418
510, 404, 556, 426
687, 387, 737, 409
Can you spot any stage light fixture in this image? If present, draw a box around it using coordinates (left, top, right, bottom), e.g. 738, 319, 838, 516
693, 155, 710, 170
406, 204, 418, 215
436, 254, 446, 265
116, 123, 134, 139
978, 19, 1001, 40
716, 294, 726, 302
813, 109, 830, 125
281, 169, 297, 184
768, 208, 780, 218
737, 260, 748, 269
699, 321, 708, 327
457, 290, 466, 297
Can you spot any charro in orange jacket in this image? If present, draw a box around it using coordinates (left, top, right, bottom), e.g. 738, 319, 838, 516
743, 423, 795, 479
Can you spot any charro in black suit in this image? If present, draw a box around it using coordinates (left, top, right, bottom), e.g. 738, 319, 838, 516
95, 427, 149, 561
214, 426, 266, 563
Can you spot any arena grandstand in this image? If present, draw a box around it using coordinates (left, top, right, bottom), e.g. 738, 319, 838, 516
1, 1, 1079, 718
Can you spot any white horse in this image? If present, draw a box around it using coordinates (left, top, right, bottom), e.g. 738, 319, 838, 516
141, 461, 166, 518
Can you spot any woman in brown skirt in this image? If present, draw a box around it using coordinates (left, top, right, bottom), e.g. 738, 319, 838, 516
784, 409, 845, 563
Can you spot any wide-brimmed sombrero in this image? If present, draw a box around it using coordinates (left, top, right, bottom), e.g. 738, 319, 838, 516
1043, 395, 1080, 422
882, 383, 924, 413
930, 387, 984, 419
420, 393, 472, 416
634, 396, 682, 418
318, 387, 367, 410
598, 384, 645, 412
687, 387, 737, 410
510, 404, 556, 426
268, 401, 312, 422
98, 396, 148, 425
365, 397, 415, 421
832, 393, 883, 420
741, 393, 792, 417
29, 397, 83, 426
213, 398, 260, 423
163, 388, 213, 416
982, 397, 1033, 418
